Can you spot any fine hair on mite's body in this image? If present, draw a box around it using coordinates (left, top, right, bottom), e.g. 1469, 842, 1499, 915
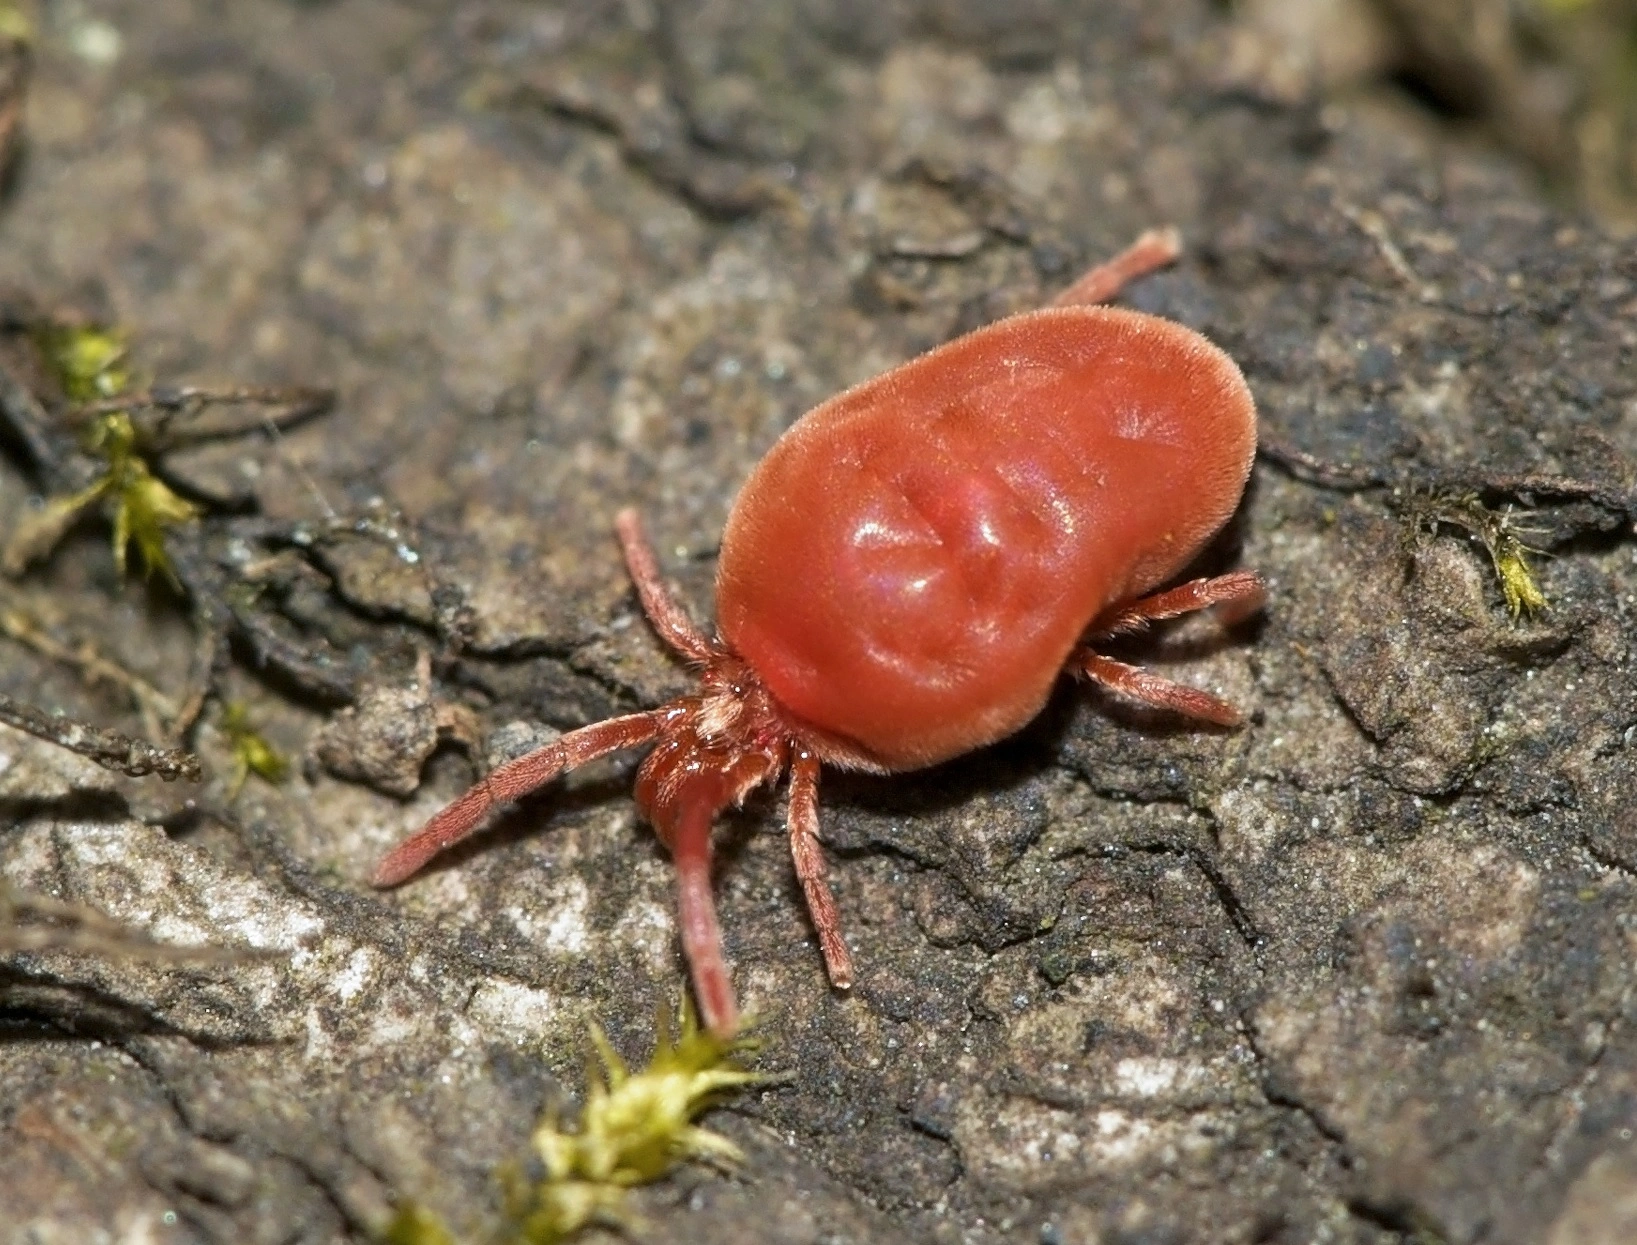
374, 229, 1265, 1037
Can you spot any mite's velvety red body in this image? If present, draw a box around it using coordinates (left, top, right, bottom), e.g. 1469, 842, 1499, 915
719, 305, 1255, 769
375, 230, 1263, 1036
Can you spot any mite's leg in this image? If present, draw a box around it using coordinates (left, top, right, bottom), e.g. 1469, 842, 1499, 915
1049, 227, 1182, 308
671, 797, 739, 1037
372, 711, 665, 886
1091, 570, 1266, 637
1070, 570, 1266, 727
1072, 653, 1244, 727
787, 748, 854, 989
615, 508, 716, 664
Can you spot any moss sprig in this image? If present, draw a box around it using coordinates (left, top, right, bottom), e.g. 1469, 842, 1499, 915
4, 322, 202, 581
504, 1004, 767, 1243
220, 700, 288, 796
1402, 491, 1550, 620
33, 321, 130, 401
4, 411, 200, 581
384, 1004, 770, 1245
0, 2, 32, 43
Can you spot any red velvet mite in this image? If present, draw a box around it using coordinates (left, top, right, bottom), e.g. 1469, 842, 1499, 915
374, 229, 1263, 1036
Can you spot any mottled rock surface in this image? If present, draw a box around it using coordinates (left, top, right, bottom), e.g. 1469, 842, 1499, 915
1, 3, 1635, 1244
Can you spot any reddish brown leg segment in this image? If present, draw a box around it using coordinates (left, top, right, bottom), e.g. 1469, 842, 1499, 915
1091, 570, 1267, 638
615, 508, 716, 664
671, 797, 739, 1037
787, 748, 854, 989
1074, 653, 1244, 727
1050, 227, 1182, 308
1072, 570, 1265, 727
372, 711, 665, 887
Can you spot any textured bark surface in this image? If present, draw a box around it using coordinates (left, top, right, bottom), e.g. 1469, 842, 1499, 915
1, 3, 1635, 1244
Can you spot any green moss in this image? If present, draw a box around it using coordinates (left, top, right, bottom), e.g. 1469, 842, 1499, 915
0, 2, 33, 42
382, 1005, 770, 1245
1403, 492, 1549, 621
381, 1204, 459, 1245
33, 323, 131, 402
83, 411, 201, 583
3, 320, 204, 582
221, 701, 289, 796
503, 1006, 767, 1243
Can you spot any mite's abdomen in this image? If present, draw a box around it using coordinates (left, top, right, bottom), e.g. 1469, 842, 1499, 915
716, 306, 1256, 769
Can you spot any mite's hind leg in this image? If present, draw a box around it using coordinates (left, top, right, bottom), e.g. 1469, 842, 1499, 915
1091, 570, 1266, 638
1072, 653, 1244, 727
1070, 570, 1266, 727
787, 749, 854, 989
1050, 227, 1182, 308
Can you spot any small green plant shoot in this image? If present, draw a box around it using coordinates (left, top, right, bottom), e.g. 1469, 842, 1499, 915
4, 324, 200, 581
385, 1004, 768, 1245
220, 701, 288, 796
1405, 492, 1549, 620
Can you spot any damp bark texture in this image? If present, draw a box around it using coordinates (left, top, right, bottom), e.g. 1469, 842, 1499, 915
1, 3, 1635, 1244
